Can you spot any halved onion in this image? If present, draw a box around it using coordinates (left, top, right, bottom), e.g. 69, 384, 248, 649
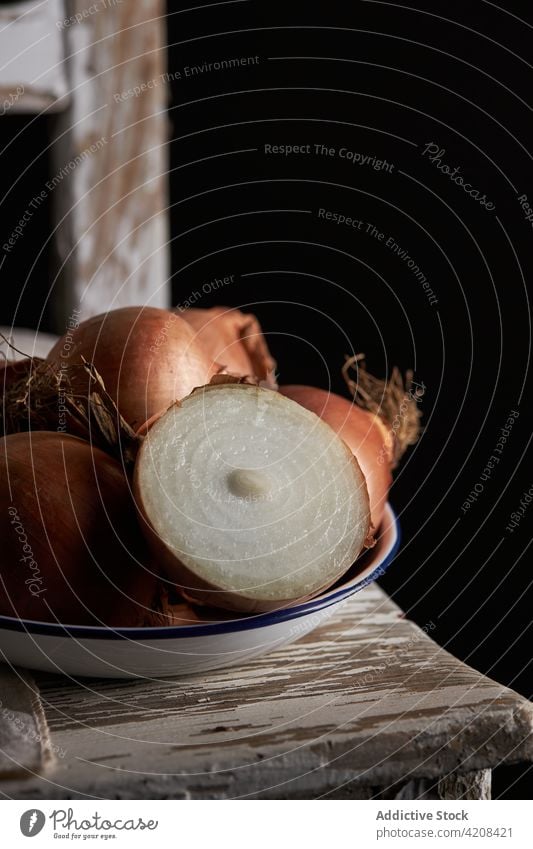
134, 382, 372, 613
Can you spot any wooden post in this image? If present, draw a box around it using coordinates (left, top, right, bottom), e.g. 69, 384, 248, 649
51, 0, 170, 329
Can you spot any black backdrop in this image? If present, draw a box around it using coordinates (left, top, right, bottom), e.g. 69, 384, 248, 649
1, 0, 532, 797
165, 0, 532, 713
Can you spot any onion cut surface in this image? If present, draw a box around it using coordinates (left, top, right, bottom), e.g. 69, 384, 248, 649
134, 383, 371, 613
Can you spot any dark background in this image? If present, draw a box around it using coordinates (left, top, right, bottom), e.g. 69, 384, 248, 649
1, 0, 532, 797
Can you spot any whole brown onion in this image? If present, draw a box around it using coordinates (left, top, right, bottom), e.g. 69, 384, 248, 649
0, 431, 159, 626
47, 306, 219, 429
280, 385, 393, 530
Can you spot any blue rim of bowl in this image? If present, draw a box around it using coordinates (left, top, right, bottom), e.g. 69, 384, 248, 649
0, 509, 400, 640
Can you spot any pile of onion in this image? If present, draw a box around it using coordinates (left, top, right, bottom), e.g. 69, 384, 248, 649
0, 306, 421, 623
1, 305, 277, 441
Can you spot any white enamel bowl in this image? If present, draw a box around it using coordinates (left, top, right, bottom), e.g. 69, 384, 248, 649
0, 506, 399, 679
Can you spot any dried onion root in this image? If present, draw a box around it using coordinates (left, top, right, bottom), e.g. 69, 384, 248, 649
342, 354, 423, 467
134, 382, 372, 613
1, 356, 140, 463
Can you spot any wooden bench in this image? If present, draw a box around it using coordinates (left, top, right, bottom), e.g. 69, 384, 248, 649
2, 583, 532, 799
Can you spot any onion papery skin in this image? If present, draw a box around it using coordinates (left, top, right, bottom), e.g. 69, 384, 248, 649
134, 382, 371, 613
181, 306, 277, 388
47, 306, 219, 430
0, 431, 158, 625
280, 385, 393, 530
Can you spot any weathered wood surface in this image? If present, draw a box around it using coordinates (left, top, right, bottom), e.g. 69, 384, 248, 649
0, 666, 53, 779
438, 769, 492, 801
1, 584, 531, 799
0, 0, 68, 114
51, 0, 170, 330
324, 769, 491, 800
